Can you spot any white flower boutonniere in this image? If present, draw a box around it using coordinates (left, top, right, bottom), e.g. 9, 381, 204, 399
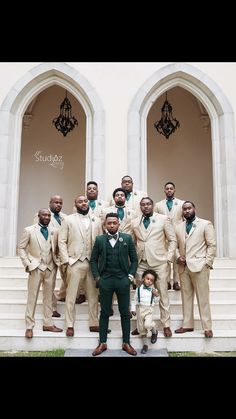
119, 237, 123, 242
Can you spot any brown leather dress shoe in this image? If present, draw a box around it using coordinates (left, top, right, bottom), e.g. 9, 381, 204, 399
43, 325, 63, 332
151, 330, 158, 344
52, 310, 61, 318
175, 327, 194, 334
204, 330, 213, 338
131, 328, 139, 336
141, 344, 148, 354
58, 298, 65, 302
173, 282, 180, 291
163, 327, 172, 337
76, 295, 86, 304
122, 343, 137, 356
92, 343, 107, 356
25, 329, 33, 338
66, 327, 74, 337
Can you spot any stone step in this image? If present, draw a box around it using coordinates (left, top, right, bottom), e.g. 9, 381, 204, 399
0, 313, 236, 330
0, 329, 236, 351
0, 286, 235, 300
0, 299, 235, 315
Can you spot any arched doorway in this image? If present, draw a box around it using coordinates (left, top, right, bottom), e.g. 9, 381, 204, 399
0, 63, 105, 256
127, 63, 236, 257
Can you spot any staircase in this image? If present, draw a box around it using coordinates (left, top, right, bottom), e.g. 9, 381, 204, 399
0, 257, 236, 353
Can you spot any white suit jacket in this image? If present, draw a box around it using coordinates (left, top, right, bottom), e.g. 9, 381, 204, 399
18, 224, 59, 272
175, 217, 216, 273
131, 212, 177, 266
154, 197, 185, 226
59, 213, 102, 266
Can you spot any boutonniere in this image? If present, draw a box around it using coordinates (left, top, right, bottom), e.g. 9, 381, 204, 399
119, 237, 123, 242
98, 202, 102, 206
134, 192, 137, 196
152, 219, 155, 223
91, 218, 95, 222
192, 223, 196, 228
51, 231, 54, 235
175, 202, 178, 205
127, 211, 130, 216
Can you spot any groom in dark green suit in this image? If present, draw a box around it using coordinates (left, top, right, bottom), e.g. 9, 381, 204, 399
91, 213, 138, 356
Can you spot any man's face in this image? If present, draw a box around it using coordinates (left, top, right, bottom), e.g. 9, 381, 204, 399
38, 209, 51, 225
87, 184, 98, 200
114, 191, 126, 206
121, 177, 133, 192
49, 196, 63, 213
164, 184, 175, 199
140, 199, 153, 216
182, 203, 195, 220
105, 217, 119, 234
75, 196, 89, 213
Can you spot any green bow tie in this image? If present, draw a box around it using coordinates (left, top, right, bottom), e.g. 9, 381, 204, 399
143, 285, 152, 291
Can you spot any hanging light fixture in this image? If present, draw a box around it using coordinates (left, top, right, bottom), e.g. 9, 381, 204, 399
154, 92, 180, 139
52, 91, 78, 137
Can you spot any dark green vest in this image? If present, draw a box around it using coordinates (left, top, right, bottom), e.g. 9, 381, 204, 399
103, 240, 123, 278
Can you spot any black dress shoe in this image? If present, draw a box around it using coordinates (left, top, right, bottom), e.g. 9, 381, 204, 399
167, 282, 172, 290
92, 343, 107, 356
173, 282, 180, 291
151, 331, 158, 344
76, 295, 86, 304
52, 310, 61, 318
141, 344, 148, 354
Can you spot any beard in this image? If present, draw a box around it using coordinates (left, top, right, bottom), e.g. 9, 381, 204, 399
77, 207, 90, 215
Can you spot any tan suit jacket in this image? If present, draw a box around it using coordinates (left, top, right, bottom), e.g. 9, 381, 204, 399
101, 205, 138, 235
18, 224, 59, 271
175, 217, 216, 273
59, 213, 102, 266
154, 197, 185, 226
131, 212, 177, 266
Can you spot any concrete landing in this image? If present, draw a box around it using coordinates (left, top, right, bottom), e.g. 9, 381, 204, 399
64, 347, 169, 357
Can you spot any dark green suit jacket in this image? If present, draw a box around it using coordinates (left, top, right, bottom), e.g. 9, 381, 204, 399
90, 232, 138, 279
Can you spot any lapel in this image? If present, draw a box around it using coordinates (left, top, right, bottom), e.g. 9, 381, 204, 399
75, 213, 85, 238
48, 226, 54, 251
35, 224, 46, 249
171, 198, 178, 217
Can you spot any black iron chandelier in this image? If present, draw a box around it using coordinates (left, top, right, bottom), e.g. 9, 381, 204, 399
52, 91, 78, 137
154, 92, 180, 139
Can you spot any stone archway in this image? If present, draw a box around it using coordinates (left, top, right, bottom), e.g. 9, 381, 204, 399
0, 62, 105, 256
127, 63, 236, 257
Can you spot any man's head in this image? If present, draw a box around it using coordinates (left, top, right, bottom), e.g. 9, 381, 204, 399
121, 175, 133, 193
75, 195, 90, 215
140, 197, 153, 217
182, 201, 196, 221
105, 213, 120, 234
164, 182, 176, 199
86, 181, 98, 200
49, 195, 63, 213
113, 188, 127, 207
38, 208, 51, 226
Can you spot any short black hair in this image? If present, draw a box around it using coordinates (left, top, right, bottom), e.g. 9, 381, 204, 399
140, 197, 153, 205
183, 200, 195, 208
142, 269, 157, 282
87, 181, 98, 187
121, 175, 133, 182
105, 212, 119, 220
164, 181, 175, 188
112, 187, 127, 199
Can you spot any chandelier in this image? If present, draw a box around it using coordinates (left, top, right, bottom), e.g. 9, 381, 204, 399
52, 91, 78, 137
154, 92, 180, 139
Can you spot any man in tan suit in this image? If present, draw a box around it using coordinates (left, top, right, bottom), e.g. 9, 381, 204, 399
76, 181, 110, 304
18, 209, 63, 338
131, 197, 177, 337
110, 175, 147, 215
33, 195, 67, 315
155, 182, 184, 291
59, 195, 103, 337
174, 201, 216, 338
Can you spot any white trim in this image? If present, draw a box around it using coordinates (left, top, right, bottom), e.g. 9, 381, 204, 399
0, 63, 105, 256
128, 63, 236, 257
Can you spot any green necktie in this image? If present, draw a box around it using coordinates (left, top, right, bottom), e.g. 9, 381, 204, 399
89, 200, 96, 210
40, 225, 48, 240
54, 212, 61, 225
186, 221, 193, 234
116, 207, 124, 220
126, 192, 131, 201
166, 198, 173, 211
143, 216, 150, 229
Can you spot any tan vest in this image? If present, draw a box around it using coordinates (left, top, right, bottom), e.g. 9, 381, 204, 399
38, 238, 54, 271
79, 222, 92, 261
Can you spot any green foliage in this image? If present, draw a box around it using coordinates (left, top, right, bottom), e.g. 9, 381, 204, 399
0, 349, 65, 357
